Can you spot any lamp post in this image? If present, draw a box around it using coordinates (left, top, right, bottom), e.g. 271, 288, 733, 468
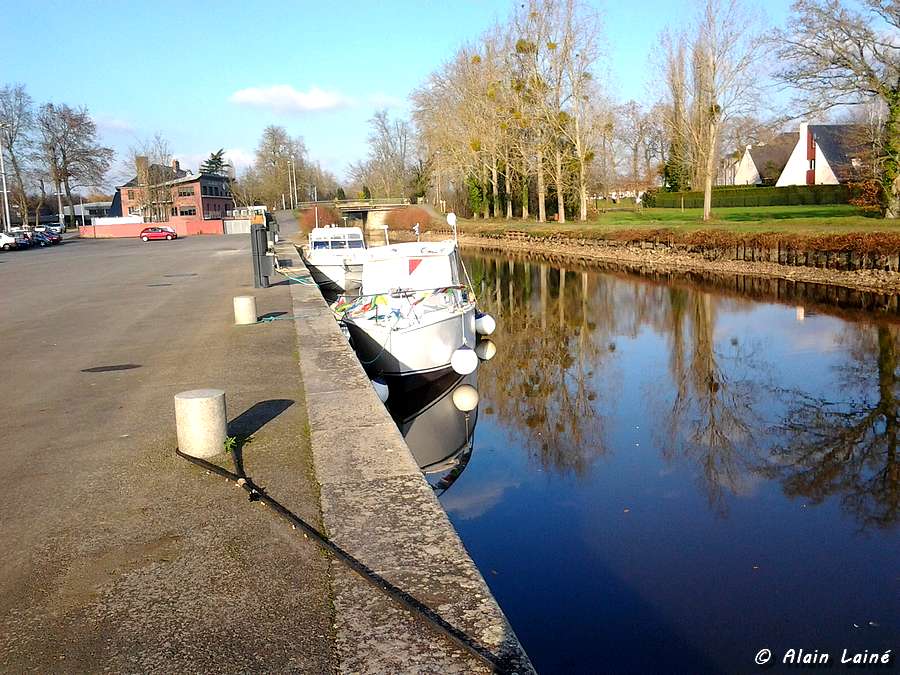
0, 123, 11, 232
287, 158, 295, 210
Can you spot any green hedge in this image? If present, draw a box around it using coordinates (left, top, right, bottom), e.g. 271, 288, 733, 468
653, 184, 850, 208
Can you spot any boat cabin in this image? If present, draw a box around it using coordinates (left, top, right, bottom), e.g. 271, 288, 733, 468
308, 226, 365, 250
361, 241, 461, 295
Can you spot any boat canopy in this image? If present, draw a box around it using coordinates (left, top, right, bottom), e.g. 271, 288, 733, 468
309, 226, 365, 250
361, 240, 460, 295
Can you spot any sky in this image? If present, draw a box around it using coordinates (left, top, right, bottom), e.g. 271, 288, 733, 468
0, 0, 793, 185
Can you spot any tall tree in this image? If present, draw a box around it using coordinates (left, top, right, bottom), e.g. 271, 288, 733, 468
775, 0, 900, 217
662, 0, 763, 220
37, 103, 112, 217
0, 84, 35, 226
200, 148, 230, 176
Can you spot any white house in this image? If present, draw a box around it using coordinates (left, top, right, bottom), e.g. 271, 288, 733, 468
776, 123, 868, 187
732, 133, 798, 185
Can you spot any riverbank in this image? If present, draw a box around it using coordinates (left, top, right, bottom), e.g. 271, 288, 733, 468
416, 229, 900, 295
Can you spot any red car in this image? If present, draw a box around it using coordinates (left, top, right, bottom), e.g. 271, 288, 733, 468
140, 227, 177, 242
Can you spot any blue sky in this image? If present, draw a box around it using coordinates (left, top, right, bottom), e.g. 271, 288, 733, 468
1, 0, 792, 183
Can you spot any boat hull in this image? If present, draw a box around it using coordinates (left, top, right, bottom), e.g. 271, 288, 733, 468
345, 306, 476, 380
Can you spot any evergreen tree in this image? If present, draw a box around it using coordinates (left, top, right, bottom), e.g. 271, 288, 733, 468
200, 149, 230, 175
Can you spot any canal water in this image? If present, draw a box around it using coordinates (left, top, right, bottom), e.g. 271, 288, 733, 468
400, 251, 900, 674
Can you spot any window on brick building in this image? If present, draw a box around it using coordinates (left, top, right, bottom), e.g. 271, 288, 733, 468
179, 207, 197, 216
178, 187, 195, 197
128, 190, 135, 200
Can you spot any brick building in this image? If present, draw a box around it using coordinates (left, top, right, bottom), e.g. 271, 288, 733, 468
117, 157, 233, 222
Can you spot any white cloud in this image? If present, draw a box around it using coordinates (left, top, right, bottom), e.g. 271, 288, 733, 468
229, 84, 352, 113
224, 148, 254, 171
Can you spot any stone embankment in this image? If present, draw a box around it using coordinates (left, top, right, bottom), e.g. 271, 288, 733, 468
420, 229, 900, 295
275, 241, 533, 674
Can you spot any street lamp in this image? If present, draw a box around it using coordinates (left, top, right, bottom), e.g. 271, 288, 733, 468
0, 123, 12, 232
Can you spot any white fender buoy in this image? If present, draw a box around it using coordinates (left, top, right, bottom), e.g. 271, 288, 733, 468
475, 312, 496, 336
452, 384, 479, 412
475, 339, 496, 361
450, 346, 479, 375
371, 378, 389, 403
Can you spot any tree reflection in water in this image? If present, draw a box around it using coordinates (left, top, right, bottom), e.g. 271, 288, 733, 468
465, 252, 899, 528
768, 323, 900, 530
661, 288, 763, 514
468, 255, 608, 477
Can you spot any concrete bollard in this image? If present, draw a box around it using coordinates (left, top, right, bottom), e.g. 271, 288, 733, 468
174, 389, 227, 458
233, 295, 257, 325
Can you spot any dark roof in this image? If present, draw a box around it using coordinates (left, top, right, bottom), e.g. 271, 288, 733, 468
120, 163, 189, 188
810, 124, 870, 182
748, 132, 798, 182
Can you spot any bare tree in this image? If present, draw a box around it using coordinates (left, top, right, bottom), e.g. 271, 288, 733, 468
0, 84, 35, 225
349, 110, 414, 198
36, 103, 113, 217
775, 0, 900, 216
665, 0, 763, 220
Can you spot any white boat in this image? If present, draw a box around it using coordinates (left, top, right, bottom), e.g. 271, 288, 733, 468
301, 226, 368, 293
334, 241, 478, 381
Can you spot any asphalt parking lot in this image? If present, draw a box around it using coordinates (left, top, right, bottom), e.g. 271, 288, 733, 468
0, 235, 335, 672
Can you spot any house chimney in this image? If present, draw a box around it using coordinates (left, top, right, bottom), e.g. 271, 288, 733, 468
136, 156, 149, 185
172, 159, 180, 173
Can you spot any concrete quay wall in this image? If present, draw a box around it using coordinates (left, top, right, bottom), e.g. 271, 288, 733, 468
275, 241, 533, 673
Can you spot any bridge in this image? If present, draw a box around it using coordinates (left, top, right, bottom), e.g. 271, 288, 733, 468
296, 198, 412, 231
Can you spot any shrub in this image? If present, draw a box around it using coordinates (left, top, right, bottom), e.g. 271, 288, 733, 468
384, 206, 434, 231
298, 206, 343, 231
653, 184, 850, 208
848, 180, 882, 213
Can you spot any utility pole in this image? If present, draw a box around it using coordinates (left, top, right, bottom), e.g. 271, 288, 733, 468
80, 196, 86, 229
291, 157, 299, 207
287, 158, 295, 210
0, 123, 11, 232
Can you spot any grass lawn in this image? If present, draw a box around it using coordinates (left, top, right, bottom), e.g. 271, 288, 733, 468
455, 204, 900, 238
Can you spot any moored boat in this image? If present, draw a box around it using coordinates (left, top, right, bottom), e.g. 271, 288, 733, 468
334, 241, 479, 381
301, 226, 368, 294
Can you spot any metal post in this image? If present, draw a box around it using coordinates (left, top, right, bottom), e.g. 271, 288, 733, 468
80, 196, 86, 229
0, 124, 11, 232
287, 159, 295, 210
282, 193, 286, 210
313, 184, 318, 227
291, 158, 299, 207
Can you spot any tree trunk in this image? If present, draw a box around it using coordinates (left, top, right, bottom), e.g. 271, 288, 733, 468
577, 156, 587, 222
537, 148, 546, 223
62, 177, 76, 225
7, 150, 28, 226
34, 180, 45, 228
504, 147, 513, 219
882, 91, 900, 218
702, 118, 718, 222
491, 152, 500, 218
481, 163, 489, 220
521, 178, 529, 220
554, 146, 565, 224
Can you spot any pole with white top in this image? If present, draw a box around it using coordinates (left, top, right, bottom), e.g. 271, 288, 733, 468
0, 123, 11, 232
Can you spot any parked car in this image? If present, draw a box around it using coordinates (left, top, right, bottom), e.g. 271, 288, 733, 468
0, 232, 16, 250
140, 227, 177, 242
34, 224, 65, 234
13, 234, 32, 249
32, 232, 60, 246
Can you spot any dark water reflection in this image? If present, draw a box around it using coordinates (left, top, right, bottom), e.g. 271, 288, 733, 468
442, 252, 900, 674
